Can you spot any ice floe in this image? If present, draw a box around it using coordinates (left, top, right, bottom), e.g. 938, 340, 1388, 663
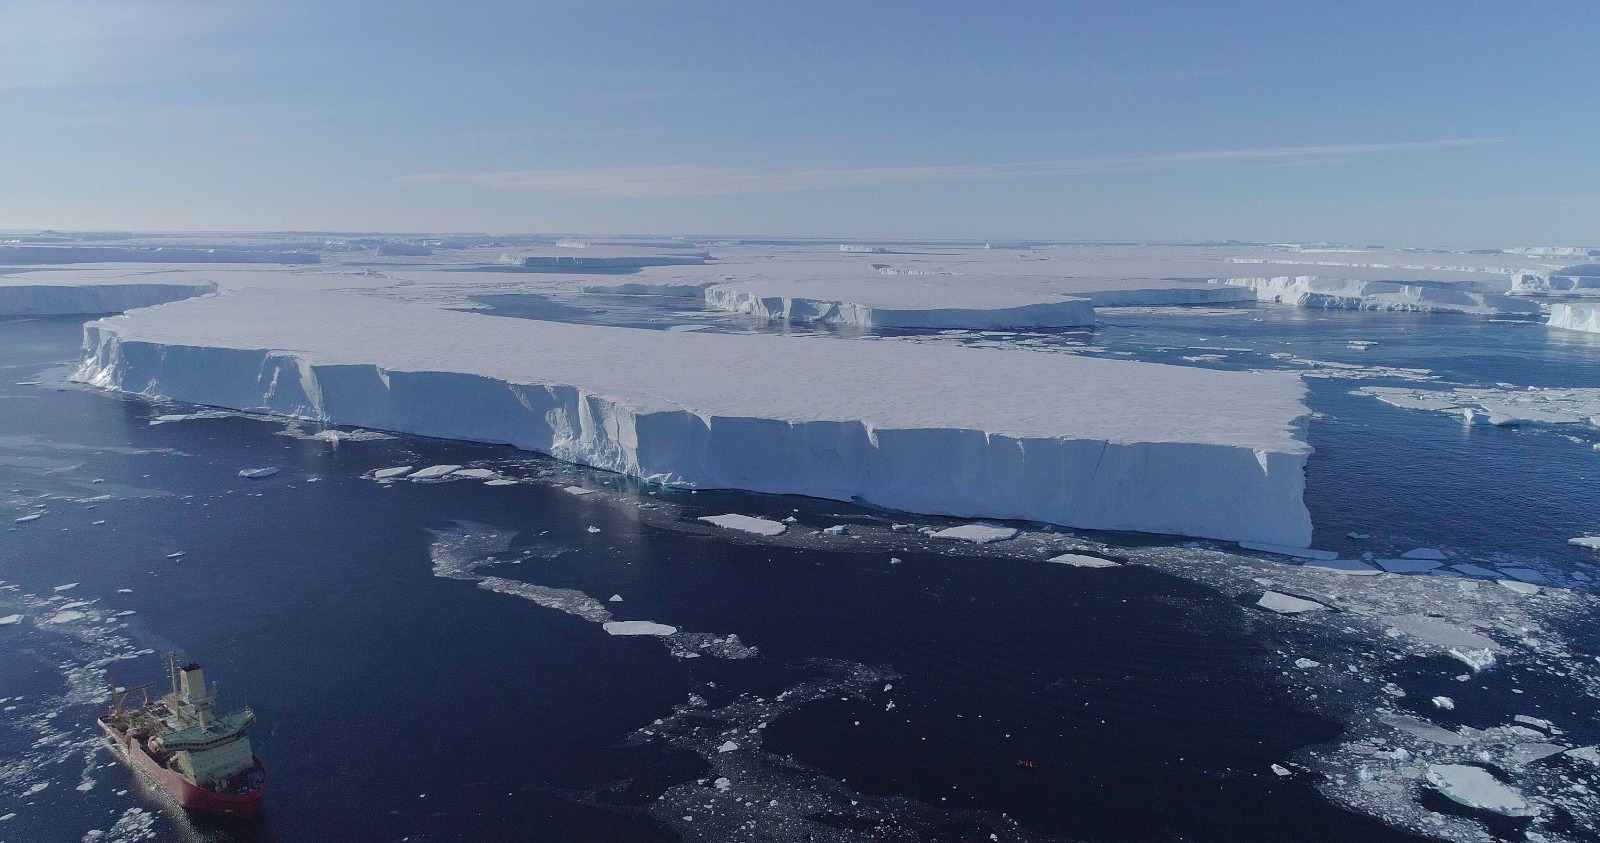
930, 524, 1018, 544
1047, 553, 1120, 568
237, 467, 279, 479
1425, 764, 1537, 817
1256, 591, 1328, 614
603, 621, 678, 637
698, 514, 787, 537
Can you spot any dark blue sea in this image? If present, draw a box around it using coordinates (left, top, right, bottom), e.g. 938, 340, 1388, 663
2, 305, 1598, 842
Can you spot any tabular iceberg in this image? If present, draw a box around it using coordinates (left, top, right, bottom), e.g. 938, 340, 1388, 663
1226, 275, 1540, 316
0, 279, 217, 316
1549, 303, 1600, 334
704, 280, 1096, 329
76, 289, 1314, 546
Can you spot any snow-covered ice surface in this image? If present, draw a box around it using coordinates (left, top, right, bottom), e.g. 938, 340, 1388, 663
76, 286, 1315, 545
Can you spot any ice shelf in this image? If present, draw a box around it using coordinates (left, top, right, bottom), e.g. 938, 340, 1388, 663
1549, 302, 1600, 334
1226, 275, 1541, 316
77, 288, 1315, 545
0, 277, 216, 316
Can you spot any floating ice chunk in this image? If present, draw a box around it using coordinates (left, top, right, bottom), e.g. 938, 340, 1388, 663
22, 782, 48, 796
1346, 531, 1370, 540
1495, 566, 1546, 584
1385, 614, 1498, 651
1373, 558, 1441, 573
373, 465, 414, 479
0, 812, 12, 821
1238, 541, 1337, 560
1047, 553, 1120, 568
1570, 536, 1600, 551
603, 621, 677, 636
1382, 713, 1470, 746
1449, 647, 1497, 673
1513, 715, 1554, 732
1301, 558, 1380, 575
717, 740, 739, 753
1256, 591, 1328, 614
1270, 763, 1291, 776
0, 614, 21, 625
1401, 547, 1447, 560
237, 467, 279, 479
1431, 696, 1456, 710
713, 776, 732, 792
1424, 764, 1536, 817
1293, 658, 1321, 669
1448, 563, 1499, 578
1507, 743, 1567, 765
1566, 746, 1600, 764
609, 594, 623, 602
53, 582, 79, 592
585, 525, 601, 534
1498, 579, 1539, 595
165, 551, 185, 559
44, 610, 86, 624
931, 524, 1018, 544
563, 485, 595, 496
822, 525, 847, 535
449, 468, 499, 480
697, 514, 787, 536
14, 513, 43, 523
116, 588, 132, 593
409, 464, 462, 480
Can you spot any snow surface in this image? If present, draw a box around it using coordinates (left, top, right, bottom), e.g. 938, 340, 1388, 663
78, 288, 1315, 545
698, 514, 787, 537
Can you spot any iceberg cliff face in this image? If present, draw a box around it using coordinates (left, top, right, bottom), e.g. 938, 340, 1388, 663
704, 284, 1096, 329
1548, 303, 1600, 334
76, 290, 1314, 546
1227, 276, 1540, 316
0, 281, 216, 316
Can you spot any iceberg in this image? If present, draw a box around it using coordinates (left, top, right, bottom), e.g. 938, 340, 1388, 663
1548, 302, 1600, 334
1226, 275, 1540, 316
705, 280, 1096, 329
1256, 591, 1327, 614
1424, 764, 1536, 817
603, 621, 677, 636
698, 514, 787, 537
0, 278, 216, 316
76, 288, 1315, 546
930, 524, 1018, 544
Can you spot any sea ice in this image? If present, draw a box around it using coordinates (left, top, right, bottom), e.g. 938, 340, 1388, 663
930, 524, 1018, 544
408, 464, 462, 480
1047, 553, 1120, 568
372, 465, 414, 478
1237, 541, 1338, 561
1401, 548, 1447, 560
1449, 648, 1498, 673
1431, 696, 1456, 710
1373, 558, 1442, 574
448, 468, 499, 479
1256, 591, 1327, 614
1497, 579, 1539, 595
698, 514, 787, 537
237, 467, 279, 479
0, 614, 21, 625
1300, 559, 1381, 575
603, 621, 678, 636
1293, 658, 1320, 669
1424, 764, 1537, 817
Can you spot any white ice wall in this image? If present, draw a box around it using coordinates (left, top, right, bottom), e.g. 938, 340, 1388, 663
76, 292, 1315, 546
0, 282, 216, 316
1548, 303, 1600, 334
704, 285, 1096, 329
1226, 276, 1541, 316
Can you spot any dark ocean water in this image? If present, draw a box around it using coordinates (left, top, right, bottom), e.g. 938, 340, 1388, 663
1, 307, 1596, 842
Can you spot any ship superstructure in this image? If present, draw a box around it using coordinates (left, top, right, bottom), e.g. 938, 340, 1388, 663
99, 657, 265, 817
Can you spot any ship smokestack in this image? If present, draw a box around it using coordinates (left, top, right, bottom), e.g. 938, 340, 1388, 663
179, 663, 207, 703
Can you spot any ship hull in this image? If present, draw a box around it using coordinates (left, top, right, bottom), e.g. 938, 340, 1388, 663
98, 719, 264, 818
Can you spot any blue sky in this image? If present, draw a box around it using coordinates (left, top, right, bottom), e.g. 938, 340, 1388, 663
2, 1, 1595, 245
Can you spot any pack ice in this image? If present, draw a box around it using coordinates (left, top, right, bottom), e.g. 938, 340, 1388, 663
76, 288, 1314, 545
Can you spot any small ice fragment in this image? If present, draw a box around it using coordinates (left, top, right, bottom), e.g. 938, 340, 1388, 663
1293, 658, 1320, 669
1346, 532, 1370, 540
1498, 579, 1539, 595
0, 614, 21, 625
1301, 559, 1380, 575
91, 520, 106, 526
1513, 715, 1553, 732
1424, 764, 1536, 817
713, 777, 731, 792
0, 812, 13, 821
407, 464, 461, 480
1256, 591, 1327, 614
14, 513, 43, 524
1270, 764, 1291, 777
165, 551, 185, 559
1237, 541, 1338, 560
238, 467, 279, 479
1401, 547, 1447, 560
1565, 746, 1600, 764
602, 621, 676, 636
1047, 553, 1120, 568
889, 557, 902, 565
1567, 536, 1600, 551
45, 610, 86, 623
782, 515, 798, 523
483, 478, 519, 486
372, 466, 414, 479
717, 740, 739, 753
697, 514, 787, 536
609, 594, 623, 602
563, 485, 594, 496
1431, 696, 1455, 710
116, 588, 132, 593
1373, 558, 1441, 573
890, 524, 911, 532
930, 524, 1018, 544
22, 782, 47, 796
1448, 563, 1499, 578
1449, 647, 1497, 673
822, 525, 847, 535
585, 526, 601, 534
449, 468, 498, 480
53, 582, 79, 592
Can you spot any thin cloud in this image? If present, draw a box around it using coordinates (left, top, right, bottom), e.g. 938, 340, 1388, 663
400, 138, 1501, 199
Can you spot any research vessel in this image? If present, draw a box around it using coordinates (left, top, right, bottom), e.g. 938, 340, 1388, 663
98, 657, 266, 817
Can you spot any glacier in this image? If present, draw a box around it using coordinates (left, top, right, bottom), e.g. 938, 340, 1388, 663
1225, 276, 1541, 316
75, 288, 1314, 546
1549, 302, 1600, 334
0, 278, 216, 316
